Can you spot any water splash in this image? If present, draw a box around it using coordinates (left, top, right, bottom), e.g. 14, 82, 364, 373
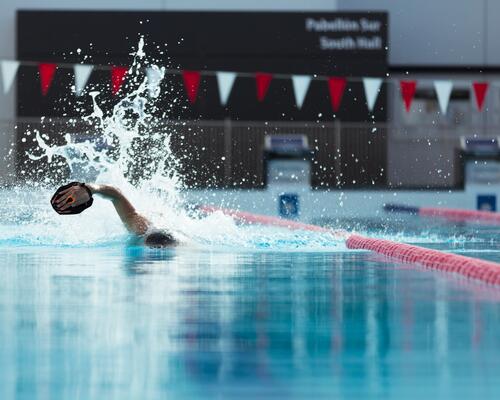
2, 40, 475, 251
0, 39, 344, 250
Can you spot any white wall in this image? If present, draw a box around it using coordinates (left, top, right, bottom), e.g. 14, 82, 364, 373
486, 0, 500, 65
338, 0, 499, 67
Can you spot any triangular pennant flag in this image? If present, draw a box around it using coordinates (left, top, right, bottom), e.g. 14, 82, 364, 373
73, 64, 93, 97
291, 75, 311, 109
182, 70, 201, 104
111, 66, 128, 96
146, 66, 164, 98
216, 71, 236, 105
472, 82, 489, 111
1, 60, 20, 94
400, 80, 417, 112
362, 77, 382, 112
433, 80, 453, 115
256, 72, 273, 102
327, 77, 347, 112
39, 63, 57, 96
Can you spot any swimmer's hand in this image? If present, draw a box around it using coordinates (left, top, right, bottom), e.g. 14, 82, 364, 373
52, 182, 152, 235
51, 183, 92, 214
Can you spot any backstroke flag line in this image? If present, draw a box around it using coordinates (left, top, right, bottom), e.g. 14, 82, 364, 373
291, 75, 311, 109
400, 80, 417, 112
472, 82, 489, 111
146, 66, 164, 98
362, 77, 382, 112
256, 73, 273, 102
111, 66, 128, 96
182, 70, 201, 104
216, 72, 237, 106
0, 57, 497, 115
434, 80, 453, 115
328, 77, 347, 112
1, 60, 19, 94
39, 63, 57, 96
73, 64, 93, 97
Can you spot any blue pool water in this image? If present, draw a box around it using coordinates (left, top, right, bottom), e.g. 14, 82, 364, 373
3, 42, 500, 398
1, 216, 500, 399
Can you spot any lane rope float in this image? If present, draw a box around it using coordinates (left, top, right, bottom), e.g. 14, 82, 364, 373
384, 203, 500, 225
200, 205, 500, 285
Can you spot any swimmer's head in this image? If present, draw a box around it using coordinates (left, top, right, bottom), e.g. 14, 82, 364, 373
144, 230, 177, 248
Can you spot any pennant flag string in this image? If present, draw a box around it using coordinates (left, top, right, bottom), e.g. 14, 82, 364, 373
111, 66, 128, 95
0, 58, 498, 115
434, 80, 453, 115
362, 77, 382, 112
74, 64, 93, 97
256, 73, 273, 102
291, 75, 311, 109
472, 82, 489, 111
146, 66, 165, 98
216, 71, 236, 106
182, 70, 201, 104
0, 60, 20, 94
400, 80, 417, 112
328, 77, 347, 112
39, 63, 57, 96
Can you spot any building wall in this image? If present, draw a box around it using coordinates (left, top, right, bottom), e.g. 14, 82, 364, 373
338, 0, 499, 67
1, 0, 499, 185
0, 0, 338, 183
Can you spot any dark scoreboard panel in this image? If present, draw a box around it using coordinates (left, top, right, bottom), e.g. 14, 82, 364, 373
17, 11, 388, 121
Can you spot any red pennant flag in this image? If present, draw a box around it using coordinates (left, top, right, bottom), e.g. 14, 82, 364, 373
111, 66, 128, 96
38, 63, 57, 96
472, 82, 488, 111
400, 80, 417, 112
255, 73, 273, 102
327, 77, 347, 112
182, 70, 201, 104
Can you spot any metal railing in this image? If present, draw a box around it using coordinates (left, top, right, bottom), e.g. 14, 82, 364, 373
1, 118, 497, 189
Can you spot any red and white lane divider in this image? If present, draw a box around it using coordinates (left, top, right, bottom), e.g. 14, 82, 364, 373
346, 235, 500, 285
384, 203, 500, 225
199, 205, 345, 236
200, 205, 500, 285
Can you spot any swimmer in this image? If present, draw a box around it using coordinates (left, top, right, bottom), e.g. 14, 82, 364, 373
51, 182, 176, 248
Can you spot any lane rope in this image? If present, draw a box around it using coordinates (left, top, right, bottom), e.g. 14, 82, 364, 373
384, 203, 500, 225
200, 205, 500, 285
346, 235, 500, 285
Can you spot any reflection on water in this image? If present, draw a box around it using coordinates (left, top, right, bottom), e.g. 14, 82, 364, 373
1, 247, 500, 399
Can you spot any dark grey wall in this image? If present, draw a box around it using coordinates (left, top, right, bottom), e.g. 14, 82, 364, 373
0, 1, 338, 183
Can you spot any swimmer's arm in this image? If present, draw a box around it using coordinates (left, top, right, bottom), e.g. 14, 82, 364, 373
86, 183, 151, 235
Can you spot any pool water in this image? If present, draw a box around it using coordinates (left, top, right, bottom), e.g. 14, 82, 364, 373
4, 39, 500, 399
1, 220, 500, 400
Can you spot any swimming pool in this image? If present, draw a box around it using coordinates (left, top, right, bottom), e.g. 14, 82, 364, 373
2, 42, 500, 399
1, 201, 500, 399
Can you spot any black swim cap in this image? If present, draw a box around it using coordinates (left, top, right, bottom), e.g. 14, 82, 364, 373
144, 230, 176, 248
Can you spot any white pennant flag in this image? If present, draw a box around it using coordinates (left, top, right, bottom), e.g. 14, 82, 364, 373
291, 75, 311, 109
146, 66, 165, 98
73, 64, 93, 96
363, 77, 382, 112
1, 60, 20, 94
216, 72, 236, 105
434, 80, 453, 115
